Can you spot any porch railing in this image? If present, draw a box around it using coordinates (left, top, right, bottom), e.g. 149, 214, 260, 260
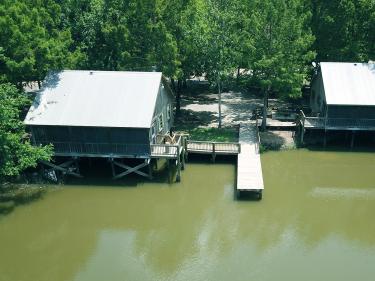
35, 141, 150, 156
300, 111, 375, 130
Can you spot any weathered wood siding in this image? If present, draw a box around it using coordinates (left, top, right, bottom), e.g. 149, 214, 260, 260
150, 81, 174, 143
30, 126, 150, 157
310, 71, 326, 114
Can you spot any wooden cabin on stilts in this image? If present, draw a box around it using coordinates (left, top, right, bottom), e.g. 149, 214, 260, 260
299, 62, 375, 147
24, 70, 186, 182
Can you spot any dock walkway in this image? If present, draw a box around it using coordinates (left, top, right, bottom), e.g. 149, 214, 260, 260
237, 124, 264, 199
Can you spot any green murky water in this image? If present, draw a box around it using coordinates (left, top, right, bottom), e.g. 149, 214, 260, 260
1, 150, 375, 281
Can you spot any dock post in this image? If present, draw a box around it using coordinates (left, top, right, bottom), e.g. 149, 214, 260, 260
211, 143, 216, 163
176, 154, 181, 182
110, 158, 116, 177
148, 159, 153, 180
74, 157, 80, 175
167, 159, 172, 184
181, 151, 185, 170
300, 126, 304, 145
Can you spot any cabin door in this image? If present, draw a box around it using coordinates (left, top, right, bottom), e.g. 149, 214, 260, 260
151, 124, 157, 144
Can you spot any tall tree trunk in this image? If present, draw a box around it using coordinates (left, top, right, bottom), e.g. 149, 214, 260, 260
171, 78, 177, 92
218, 77, 222, 128
261, 87, 269, 131
175, 79, 182, 116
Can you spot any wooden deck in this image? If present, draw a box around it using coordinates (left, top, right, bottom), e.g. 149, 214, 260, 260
150, 144, 180, 158
257, 118, 296, 128
237, 124, 264, 198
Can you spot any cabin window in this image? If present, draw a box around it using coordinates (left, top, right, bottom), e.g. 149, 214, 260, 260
167, 104, 171, 120
158, 114, 164, 132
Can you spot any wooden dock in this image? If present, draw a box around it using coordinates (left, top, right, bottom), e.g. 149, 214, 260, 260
237, 124, 264, 199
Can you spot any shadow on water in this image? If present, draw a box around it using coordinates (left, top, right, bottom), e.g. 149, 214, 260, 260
65, 154, 237, 188
304, 130, 375, 153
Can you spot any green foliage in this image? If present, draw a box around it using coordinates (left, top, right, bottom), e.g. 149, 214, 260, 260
0, 0, 78, 85
249, 0, 315, 99
187, 127, 238, 142
0, 84, 52, 183
312, 0, 375, 62
60, 0, 180, 76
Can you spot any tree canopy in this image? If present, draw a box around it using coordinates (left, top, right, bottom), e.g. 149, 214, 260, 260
0, 84, 52, 182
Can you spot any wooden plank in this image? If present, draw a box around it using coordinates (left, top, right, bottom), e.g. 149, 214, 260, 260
237, 124, 264, 191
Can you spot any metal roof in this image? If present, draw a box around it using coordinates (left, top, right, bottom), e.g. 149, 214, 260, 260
320, 62, 375, 106
24, 70, 163, 128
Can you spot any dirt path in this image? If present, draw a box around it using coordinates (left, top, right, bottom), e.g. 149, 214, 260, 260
178, 87, 297, 149
180, 90, 293, 128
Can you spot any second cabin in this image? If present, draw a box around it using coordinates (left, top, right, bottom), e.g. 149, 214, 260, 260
300, 62, 375, 146
304, 62, 375, 130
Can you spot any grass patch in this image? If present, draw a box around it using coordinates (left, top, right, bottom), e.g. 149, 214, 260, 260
183, 127, 238, 142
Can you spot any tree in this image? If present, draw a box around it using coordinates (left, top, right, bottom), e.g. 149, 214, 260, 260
204, 0, 242, 127
0, 84, 52, 183
0, 0, 78, 86
248, 0, 315, 130
312, 0, 375, 62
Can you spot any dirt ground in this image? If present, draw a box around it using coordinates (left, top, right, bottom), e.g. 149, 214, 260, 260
177, 87, 297, 149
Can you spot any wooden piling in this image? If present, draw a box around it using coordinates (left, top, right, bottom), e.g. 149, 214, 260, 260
148, 160, 153, 180
176, 155, 181, 182
350, 130, 356, 148
211, 143, 216, 163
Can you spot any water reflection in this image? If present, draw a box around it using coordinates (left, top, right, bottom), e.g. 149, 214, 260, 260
0, 150, 375, 281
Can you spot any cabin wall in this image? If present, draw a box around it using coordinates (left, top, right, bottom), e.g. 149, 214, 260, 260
327, 106, 375, 119
30, 126, 150, 157
150, 81, 174, 143
310, 71, 326, 115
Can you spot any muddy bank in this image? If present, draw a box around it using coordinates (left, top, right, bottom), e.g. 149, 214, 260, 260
0, 184, 47, 214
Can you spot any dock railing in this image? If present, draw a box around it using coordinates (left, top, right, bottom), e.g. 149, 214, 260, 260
151, 134, 184, 158
36, 141, 150, 157
187, 140, 241, 154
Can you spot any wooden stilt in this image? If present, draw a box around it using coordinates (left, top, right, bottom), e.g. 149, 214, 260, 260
181, 151, 185, 170
110, 158, 116, 177
350, 131, 356, 148
167, 159, 172, 184
212, 143, 216, 163
323, 130, 327, 148
148, 159, 153, 180
300, 127, 305, 144
112, 159, 150, 179
176, 155, 181, 182
40, 159, 83, 178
